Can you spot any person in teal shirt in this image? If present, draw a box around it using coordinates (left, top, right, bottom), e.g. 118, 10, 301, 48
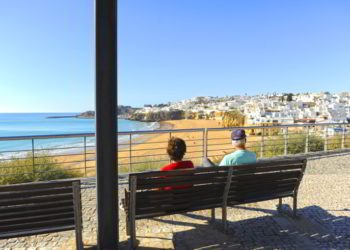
219, 129, 257, 166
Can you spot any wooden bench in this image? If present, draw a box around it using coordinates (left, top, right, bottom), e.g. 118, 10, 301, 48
0, 180, 83, 250
123, 159, 306, 247
123, 158, 307, 248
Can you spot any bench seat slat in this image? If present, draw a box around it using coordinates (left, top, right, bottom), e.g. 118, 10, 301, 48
136, 187, 224, 203
136, 192, 224, 209
0, 218, 75, 233
135, 203, 222, 219
0, 206, 74, 220
228, 187, 295, 202
0, 193, 73, 206
0, 211, 74, 226
137, 178, 227, 189
229, 179, 298, 191
230, 164, 302, 174
131, 167, 229, 178
135, 198, 224, 216
138, 177, 229, 189
135, 183, 225, 198
229, 159, 304, 170
137, 172, 228, 186
229, 177, 298, 187
228, 192, 294, 206
0, 187, 73, 199
0, 225, 75, 240
229, 170, 300, 181
136, 195, 224, 210
0, 181, 74, 192
0, 200, 73, 214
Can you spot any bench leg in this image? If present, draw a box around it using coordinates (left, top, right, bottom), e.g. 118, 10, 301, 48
277, 197, 282, 211
129, 177, 137, 248
75, 230, 84, 250
130, 216, 137, 249
222, 206, 227, 232
293, 195, 297, 218
73, 182, 83, 250
126, 215, 130, 236
211, 208, 215, 222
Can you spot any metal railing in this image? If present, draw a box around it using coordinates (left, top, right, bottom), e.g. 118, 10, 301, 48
0, 122, 349, 182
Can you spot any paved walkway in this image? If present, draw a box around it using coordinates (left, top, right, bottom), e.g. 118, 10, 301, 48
0, 154, 349, 249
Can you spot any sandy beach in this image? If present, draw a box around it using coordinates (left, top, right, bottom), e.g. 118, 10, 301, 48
117, 119, 238, 173
54, 119, 271, 175
53, 119, 228, 175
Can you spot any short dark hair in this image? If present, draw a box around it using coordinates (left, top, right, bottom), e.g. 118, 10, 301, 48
166, 137, 187, 161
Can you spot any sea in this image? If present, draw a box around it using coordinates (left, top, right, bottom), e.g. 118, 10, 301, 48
0, 113, 159, 156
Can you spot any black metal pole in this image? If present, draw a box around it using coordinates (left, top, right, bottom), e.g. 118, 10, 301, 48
95, 0, 118, 249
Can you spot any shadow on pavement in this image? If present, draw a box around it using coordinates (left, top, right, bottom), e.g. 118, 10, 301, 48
152, 205, 349, 249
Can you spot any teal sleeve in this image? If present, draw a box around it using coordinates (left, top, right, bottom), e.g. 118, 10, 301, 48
219, 156, 227, 166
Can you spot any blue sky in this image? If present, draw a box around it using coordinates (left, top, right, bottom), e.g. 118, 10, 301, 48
1, 1, 350, 112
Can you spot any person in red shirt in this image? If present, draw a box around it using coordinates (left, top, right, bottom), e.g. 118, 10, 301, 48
160, 137, 194, 190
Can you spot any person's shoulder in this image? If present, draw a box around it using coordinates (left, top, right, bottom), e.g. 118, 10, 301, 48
161, 163, 175, 171
247, 150, 257, 157
244, 150, 257, 161
182, 160, 194, 168
226, 151, 239, 157
219, 155, 229, 166
220, 153, 237, 166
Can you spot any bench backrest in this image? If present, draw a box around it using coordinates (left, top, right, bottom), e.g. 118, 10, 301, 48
227, 158, 307, 205
128, 158, 307, 219
0, 180, 82, 239
128, 166, 232, 219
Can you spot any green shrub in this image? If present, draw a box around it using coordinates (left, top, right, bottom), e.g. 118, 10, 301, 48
247, 134, 325, 158
118, 156, 168, 173
0, 153, 80, 185
118, 155, 203, 173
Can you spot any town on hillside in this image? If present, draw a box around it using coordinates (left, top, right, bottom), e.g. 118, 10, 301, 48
126, 92, 350, 126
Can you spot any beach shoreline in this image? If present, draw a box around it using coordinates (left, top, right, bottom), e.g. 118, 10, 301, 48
116, 119, 225, 172
0, 119, 225, 176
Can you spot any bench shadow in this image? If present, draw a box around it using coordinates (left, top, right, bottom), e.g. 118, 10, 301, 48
118, 240, 172, 250
85, 244, 169, 250
151, 205, 349, 249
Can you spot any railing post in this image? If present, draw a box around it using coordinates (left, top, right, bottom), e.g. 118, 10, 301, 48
31, 138, 35, 177
341, 123, 346, 149
305, 126, 309, 153
169, 132, 172, 163
84, 136, 87, 177
284, 127, 288, 156
203, 128, 208, 159
324, 125, 328, 152
129, 134, 132, 172
260, 128, 264, 158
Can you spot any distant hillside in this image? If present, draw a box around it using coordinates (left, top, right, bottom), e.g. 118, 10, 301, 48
117, 105, 139, 118
77, 111, 95, 119
129, 110, 184, 122
47, 106, 139, 119
77, 106, 139, 119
